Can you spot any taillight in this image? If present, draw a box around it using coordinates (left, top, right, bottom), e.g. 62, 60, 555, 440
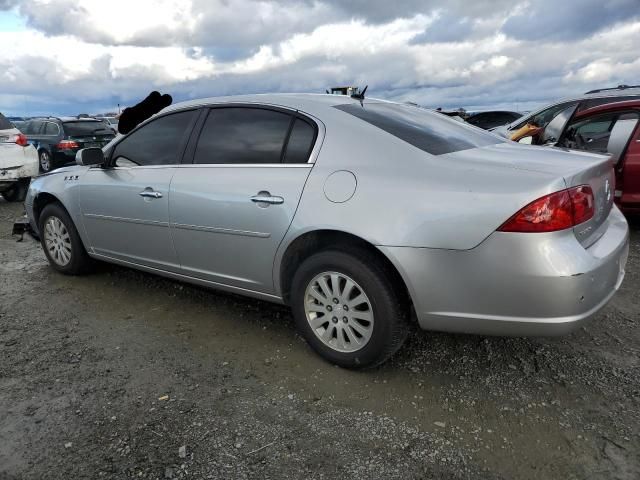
498, 185, 594, 233
15, 133, 28, 146
56, 140, 79, 150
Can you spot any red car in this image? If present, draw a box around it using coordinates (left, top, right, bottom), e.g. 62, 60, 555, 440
521, 100, 640, 214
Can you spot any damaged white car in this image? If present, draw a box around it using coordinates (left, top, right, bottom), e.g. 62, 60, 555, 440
0, 112, 38, 202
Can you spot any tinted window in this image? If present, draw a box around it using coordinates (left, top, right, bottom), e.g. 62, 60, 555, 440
44, 122, 59, 135
512, 102, 576, 131
112, 110, 196, 166
335, 102, 503, 155
283, 118, 316, 163
0, 113, 12, 130
558, 112, 637, 153
194, 108, 292, 164
63, 121, 113, 136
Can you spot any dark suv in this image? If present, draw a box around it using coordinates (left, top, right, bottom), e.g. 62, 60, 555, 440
22, 117, 116, 172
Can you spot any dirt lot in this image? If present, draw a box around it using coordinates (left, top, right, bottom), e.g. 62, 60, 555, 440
0, 199, 638, 480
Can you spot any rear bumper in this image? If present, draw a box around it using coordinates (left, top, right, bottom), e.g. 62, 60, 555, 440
380, 205, 629, 336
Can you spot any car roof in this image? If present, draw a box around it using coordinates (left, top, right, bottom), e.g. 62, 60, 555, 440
574, 99, 640, 120
164, 93, 377, 117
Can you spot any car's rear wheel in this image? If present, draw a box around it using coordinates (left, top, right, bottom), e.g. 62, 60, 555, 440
290, 249, 409, 369
1, 180, 29, 202
39, 150, 52, 173
38, 203, 92, 275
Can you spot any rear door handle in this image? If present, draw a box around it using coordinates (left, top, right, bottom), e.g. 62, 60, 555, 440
251, 192, 284, 205
139, 190, 162, 199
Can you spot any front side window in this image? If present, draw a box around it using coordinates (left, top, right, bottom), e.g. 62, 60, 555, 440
112, 110, 196, 166
559, 111, 638, 153
335, 102, 503, 155
194, 107, 292, 164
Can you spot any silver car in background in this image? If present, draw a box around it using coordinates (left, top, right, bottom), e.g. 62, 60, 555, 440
24, 94, 629, 368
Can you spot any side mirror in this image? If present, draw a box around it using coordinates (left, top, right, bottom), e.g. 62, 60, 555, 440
607, 114, 639, 165
76, 147, 105, 167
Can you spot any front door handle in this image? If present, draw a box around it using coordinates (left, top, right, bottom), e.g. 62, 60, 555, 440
139, 189, 163, 199
251, 191, 284, 205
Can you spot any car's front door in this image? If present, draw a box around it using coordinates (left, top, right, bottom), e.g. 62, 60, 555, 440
78, 109, 198, 271
169, 106, 318, 293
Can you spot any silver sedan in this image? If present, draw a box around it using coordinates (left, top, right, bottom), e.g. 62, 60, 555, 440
24, 94, 630, 368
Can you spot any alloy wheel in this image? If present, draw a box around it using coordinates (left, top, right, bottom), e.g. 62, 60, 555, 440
43, 216, 72, 266
304, 271, 374, 353
39, 151, 51, 172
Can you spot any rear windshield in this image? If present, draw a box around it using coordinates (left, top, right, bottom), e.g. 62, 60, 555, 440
334, 102, 504, 155
0, 113, 13, 130
63, 121, 113, 136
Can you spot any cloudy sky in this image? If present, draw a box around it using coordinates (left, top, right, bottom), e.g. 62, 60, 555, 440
0, 0, 639, 116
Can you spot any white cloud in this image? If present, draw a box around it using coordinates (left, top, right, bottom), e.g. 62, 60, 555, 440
1, 0, 640, 115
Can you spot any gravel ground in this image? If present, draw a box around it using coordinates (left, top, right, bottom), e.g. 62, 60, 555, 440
0, 199, 639, 480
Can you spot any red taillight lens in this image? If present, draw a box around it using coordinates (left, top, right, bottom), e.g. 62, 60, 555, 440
15, 133, 28, 146
498, 185, 594, 233
56, 140, 79, 150
568, 185, 594, 225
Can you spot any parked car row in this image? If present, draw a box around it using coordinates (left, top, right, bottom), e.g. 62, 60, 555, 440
18, 117, 116, 172
20, 92, 630, 368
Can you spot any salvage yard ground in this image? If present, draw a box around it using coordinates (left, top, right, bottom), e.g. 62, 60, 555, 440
0, 199, 639, 480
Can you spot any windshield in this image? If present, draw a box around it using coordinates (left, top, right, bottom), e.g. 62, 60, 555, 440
63, 121, 113, 136
335, 102, 504, 155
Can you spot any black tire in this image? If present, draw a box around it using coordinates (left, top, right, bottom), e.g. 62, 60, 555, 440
39, 149, 53, 173
290, 249, 409, 369
1, 180, 29, 202
38, 202, 92, 275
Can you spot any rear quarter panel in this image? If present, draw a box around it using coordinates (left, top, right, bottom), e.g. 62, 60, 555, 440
283, 108, 564, 251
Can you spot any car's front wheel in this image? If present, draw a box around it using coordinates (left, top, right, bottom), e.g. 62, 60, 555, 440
38, 202, 92, 275
290, 249, 409, 369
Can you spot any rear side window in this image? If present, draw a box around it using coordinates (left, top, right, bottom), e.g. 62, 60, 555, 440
283, 118, 316, 163
112, 110, 196, 166
335, 103, 503, 155
63, 121, 112, 136
194, 107, 292, 164
0, 113, 13, 130
44, 122, 60, 135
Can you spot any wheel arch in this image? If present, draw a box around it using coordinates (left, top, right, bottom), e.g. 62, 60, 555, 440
32, 192, 65, 226
277, 229, 413, 309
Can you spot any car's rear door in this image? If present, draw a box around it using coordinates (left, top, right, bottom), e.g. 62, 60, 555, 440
78, 109, 198, 271
169, 105, 318, 293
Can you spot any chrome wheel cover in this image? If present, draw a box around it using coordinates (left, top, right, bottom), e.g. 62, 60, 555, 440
43, 216, 72, 266
304, 271, 374, 353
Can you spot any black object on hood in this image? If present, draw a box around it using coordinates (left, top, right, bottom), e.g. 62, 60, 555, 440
118, 91, 173, 135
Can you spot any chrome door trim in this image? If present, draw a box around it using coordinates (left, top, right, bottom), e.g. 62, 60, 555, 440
84, 213, 169, 227
171, 222, 271, 238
